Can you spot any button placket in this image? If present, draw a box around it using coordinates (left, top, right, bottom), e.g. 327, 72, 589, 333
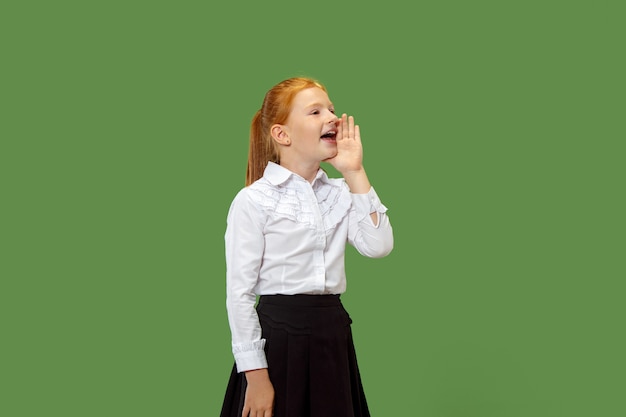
303, 181, 327, 291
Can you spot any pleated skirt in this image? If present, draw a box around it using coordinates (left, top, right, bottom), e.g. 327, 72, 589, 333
220, 294, 371, 417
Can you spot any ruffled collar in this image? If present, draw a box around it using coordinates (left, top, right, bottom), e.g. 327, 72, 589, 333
250, 162, 350, 230
263, 162, 330, 187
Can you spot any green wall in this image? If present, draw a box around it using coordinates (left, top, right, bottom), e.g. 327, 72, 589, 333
3, 1, 624, 416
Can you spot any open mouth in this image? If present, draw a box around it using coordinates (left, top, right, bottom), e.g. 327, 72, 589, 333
321, 130, 337, 141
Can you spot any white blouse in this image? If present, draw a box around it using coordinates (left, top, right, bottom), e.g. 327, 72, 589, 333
225, 162, 394, 372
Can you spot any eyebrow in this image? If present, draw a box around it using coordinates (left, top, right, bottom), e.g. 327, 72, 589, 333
304, 102, 334, 110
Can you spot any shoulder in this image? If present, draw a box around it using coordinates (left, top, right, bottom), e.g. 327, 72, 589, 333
229, 178, 285, 214
226, 182, 275, 226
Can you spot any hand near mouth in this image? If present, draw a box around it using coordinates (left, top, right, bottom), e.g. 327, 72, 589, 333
324, 113, 364, 175
325, 113, 372, 195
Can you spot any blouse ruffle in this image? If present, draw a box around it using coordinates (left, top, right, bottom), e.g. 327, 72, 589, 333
247, 177, 353, 232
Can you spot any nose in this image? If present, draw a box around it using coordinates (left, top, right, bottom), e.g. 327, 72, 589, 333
328, 114, 339, 124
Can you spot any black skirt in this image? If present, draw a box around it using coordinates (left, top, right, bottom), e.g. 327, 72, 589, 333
220, 294, 371, 417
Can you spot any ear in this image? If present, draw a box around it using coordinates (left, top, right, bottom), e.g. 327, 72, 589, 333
271, 124, 291, 146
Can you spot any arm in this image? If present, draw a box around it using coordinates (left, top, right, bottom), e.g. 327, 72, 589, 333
342, 168, 380, 226
326, 114, 379, 225
225, 190, 268, 371
348, 186, 393, 257
326, 114, 394, 257
225, 190, 275, 415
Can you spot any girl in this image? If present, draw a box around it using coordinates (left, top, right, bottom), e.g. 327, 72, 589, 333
220, 77, 394, 417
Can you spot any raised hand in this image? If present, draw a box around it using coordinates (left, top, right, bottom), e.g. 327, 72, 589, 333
325, 113, 372, 195
325, 113, 364, 175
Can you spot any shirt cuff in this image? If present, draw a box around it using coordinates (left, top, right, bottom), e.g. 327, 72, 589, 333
351, 186, 388, 221
233, 339, 268, 373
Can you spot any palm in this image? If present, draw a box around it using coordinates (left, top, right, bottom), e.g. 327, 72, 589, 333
325, 114, 363, 174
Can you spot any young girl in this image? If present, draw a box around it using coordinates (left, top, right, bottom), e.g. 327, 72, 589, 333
220, 77, 394, 417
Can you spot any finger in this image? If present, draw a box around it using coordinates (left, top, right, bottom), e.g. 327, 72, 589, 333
354, 124, 361, 143
337, 114, 343, 140
348, 115, 355, 139
339, 113, 348, 140
241, 405, 250, 417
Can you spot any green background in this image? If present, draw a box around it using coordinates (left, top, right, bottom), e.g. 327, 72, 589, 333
2, 1, 624, 416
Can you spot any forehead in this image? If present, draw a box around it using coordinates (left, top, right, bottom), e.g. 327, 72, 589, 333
291, 87, 332, 109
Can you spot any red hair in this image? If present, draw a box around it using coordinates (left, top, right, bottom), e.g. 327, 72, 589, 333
246, 77, 326, 186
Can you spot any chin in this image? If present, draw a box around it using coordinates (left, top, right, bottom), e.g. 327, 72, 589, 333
325, 150, 338, 160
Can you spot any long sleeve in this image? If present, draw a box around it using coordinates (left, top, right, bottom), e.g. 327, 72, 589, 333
348, 186, 394, 258
224, 190, 268, 372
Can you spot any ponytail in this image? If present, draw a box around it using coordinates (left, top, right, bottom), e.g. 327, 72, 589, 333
246, 110, 278, 186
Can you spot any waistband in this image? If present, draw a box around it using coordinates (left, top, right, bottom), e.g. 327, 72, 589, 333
258, 294, 342, 308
